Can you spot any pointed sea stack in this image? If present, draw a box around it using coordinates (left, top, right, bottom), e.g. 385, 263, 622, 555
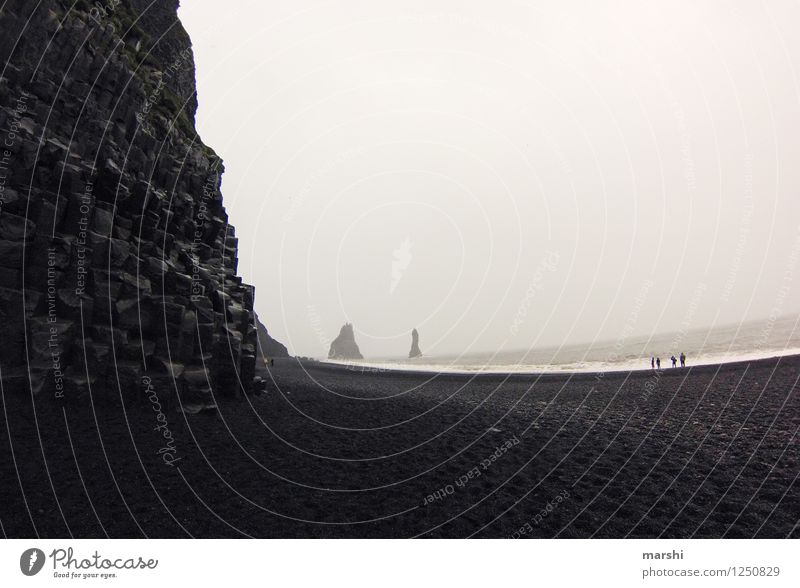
409, 328, 422, 358
328, 323, 363, 359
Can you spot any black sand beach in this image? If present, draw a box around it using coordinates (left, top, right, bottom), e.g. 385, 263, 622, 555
1, 355, 797, 538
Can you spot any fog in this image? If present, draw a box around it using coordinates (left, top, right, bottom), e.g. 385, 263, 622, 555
178, 0, 800, 358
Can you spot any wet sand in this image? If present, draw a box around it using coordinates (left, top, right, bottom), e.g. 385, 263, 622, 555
1, 354, 798, 538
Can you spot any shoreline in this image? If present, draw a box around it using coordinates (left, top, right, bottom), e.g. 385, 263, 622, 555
308, 351, 800, 383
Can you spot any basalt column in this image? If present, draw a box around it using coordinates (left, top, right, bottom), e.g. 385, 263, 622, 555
0, 0, 261, 409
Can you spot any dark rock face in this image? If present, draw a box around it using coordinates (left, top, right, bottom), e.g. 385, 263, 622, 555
409, 328, 422, 358
328, 323, 363, 360
255, 312, 289, 359
0, 0, 258, 406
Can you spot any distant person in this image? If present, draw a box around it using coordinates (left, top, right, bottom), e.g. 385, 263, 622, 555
651, 356, 655, 369
656, 357, 661, 370
671, 355, 677, 368
680, 352, 686, 367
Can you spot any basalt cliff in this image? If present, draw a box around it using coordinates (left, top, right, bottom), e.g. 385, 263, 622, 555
0, 0, 273, 409
255, 312, 289, 360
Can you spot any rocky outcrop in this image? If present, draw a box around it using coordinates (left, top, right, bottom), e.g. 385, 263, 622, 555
255, 312, 289, 359
0, 0, 258, 407
409, 328, 422, 358
328, 323, 363, 360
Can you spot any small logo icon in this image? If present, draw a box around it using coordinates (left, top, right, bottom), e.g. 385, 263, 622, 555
390, 238, 413, 294
20, 548, 45, 576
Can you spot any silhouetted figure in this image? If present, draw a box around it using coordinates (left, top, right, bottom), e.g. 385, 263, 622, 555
680, 352, 686, 367
651, 356, 655, 369
671, 355, 677, 368
656, 357, 661, 370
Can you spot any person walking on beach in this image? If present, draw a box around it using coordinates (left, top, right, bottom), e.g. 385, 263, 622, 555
680, 352, 686, 367
671, 355, 677, 368
651, 356, 655, 369
656, 357, 661, 370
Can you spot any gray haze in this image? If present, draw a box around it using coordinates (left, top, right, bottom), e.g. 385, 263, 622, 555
178, 0, 800, 358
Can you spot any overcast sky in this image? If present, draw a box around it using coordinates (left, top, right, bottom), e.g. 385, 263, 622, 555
178, 0, 800, 358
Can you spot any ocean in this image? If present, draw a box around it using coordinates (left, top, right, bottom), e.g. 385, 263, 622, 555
326, 315, 800, 374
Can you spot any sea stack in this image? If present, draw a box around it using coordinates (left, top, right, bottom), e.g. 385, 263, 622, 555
328, 323, 363, 359
409, 328, 422, 358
